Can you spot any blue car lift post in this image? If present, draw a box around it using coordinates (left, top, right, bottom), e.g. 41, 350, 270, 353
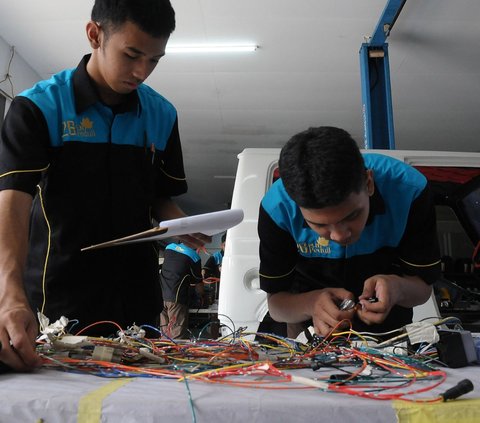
360, 0, 407, 149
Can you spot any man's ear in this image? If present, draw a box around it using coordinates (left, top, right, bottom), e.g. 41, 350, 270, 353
366, 169, 374, 196
86, 21, 102, 49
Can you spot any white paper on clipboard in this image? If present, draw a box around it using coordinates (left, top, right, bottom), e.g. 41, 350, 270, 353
81, 208, 244, 250
159, 208, 244, 238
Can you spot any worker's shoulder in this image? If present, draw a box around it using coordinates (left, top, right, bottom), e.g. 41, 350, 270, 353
363, 152, 426, 189
18, 67, 75, 105
137, 83, 177, 113
165, 243, 201, 262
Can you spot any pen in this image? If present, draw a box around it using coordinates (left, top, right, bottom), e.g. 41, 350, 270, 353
143, 131, 155, 165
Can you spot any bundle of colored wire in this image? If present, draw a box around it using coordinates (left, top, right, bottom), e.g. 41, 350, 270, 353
36, 319, 472, 402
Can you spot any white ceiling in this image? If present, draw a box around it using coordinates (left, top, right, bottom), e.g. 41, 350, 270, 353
1, 0, 479, 214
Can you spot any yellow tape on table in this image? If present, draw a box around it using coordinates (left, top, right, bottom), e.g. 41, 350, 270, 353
393, 398, 480, 423
77, 378, 133, 423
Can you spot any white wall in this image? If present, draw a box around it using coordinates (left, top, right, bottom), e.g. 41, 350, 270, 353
0, 35, 41, 100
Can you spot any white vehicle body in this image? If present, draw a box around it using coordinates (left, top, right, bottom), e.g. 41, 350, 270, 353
218, 148, 480, 335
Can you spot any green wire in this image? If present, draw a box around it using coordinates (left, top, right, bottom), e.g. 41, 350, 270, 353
182, 372, 197, 423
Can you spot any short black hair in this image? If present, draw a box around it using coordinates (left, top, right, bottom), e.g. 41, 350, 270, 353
91, 0, 175, 38
221, 233, 227, 243
278, 126, 366, 209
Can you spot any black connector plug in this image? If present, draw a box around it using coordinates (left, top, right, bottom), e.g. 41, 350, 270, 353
440, 379, 474, 401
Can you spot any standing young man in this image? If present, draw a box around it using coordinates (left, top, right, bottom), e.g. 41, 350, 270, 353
202, 233, 226, 280
160, 243, 204, 339
202, 233, 226, 304
0, 0, 207, 371
258, 126, 441, 337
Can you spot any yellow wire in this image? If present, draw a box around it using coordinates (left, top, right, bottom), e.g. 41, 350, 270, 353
37, 185, 52, 314
178, 361, 256, 382
331, 329, 371, 347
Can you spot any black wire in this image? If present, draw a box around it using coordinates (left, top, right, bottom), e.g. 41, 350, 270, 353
440, 276, 480, 299
0, 46, 15, 99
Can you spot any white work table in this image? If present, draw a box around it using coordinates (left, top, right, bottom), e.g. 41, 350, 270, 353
0, 365, 479, 423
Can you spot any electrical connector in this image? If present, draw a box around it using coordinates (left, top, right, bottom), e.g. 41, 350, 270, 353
440, 379, 474, 401
311, 353, 337, 370
436, 329, 478, 368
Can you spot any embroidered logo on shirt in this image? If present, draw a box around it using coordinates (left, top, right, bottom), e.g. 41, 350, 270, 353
62, 117, 96, 138
317, 237, 329, 247
297, 237, 331, 255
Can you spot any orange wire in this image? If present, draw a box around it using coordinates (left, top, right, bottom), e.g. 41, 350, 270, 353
74, 320, 124, 336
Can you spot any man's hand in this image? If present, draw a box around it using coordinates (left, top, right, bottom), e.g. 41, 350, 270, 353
356, 274, 397, 325
267, 288, 356, 338
0, 301, 41, 371
0, 190, 41, 371
308, 288, 356, 337
356, 274, 432, 325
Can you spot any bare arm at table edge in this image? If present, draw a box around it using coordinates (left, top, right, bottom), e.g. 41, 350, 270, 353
0, 189, 42, 371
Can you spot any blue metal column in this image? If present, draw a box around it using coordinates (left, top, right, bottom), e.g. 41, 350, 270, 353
360, 0, 407, 149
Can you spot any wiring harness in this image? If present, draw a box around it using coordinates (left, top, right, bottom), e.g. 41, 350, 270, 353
36, 313, 474, 403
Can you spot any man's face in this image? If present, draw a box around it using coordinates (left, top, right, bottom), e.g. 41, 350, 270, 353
299, 172, 374, 246
87, 20, 168, 100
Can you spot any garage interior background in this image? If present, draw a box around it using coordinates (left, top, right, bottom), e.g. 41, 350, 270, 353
1, 0, 480, 216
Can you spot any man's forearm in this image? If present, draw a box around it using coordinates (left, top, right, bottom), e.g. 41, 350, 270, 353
395, 275, 432, 308
0, 190, 32, 301
267, 291, 314, 324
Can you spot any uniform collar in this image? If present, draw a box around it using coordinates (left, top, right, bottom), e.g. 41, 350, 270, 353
73, 54, 141, 115
366, 180, 386, 225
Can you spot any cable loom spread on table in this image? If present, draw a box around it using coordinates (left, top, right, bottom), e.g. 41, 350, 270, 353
36, 313, 474, 404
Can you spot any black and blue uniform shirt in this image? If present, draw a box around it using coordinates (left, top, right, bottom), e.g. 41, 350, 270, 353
160, 243, 202, 305
0, 55, 187, 333
258, 153, 441, 332
202, 250, 223, 279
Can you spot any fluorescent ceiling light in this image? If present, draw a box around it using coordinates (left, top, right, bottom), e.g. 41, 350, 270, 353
166, 44, 258, 54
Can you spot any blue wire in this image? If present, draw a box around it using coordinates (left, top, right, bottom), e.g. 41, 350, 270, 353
182, 372, 197, 423
140, 324, 178, 344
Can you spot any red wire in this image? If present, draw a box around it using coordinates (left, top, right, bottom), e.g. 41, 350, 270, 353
473, 241, 480, 268
74, 320, 124, 336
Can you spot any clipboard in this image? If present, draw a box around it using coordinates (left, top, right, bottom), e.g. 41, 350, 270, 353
81, 208, 244, 251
